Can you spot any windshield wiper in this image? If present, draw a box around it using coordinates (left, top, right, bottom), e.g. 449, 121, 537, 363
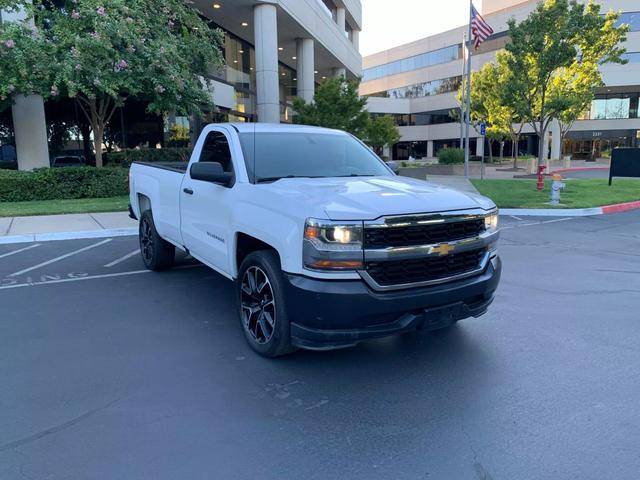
332, 174, 374, 178
255, 175, 324, 183
255, 175, 297, 183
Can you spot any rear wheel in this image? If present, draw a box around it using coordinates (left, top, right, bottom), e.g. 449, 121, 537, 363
237, 250, 296, 358
139, 210, 175, 271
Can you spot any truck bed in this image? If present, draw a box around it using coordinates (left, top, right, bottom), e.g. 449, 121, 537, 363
133, 161, 189, 173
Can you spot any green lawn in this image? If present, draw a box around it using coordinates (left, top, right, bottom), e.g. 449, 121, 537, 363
0, 196, 129, 217
470, 178, 640, 209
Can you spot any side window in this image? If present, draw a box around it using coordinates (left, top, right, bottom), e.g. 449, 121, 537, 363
199, 131, 234, 173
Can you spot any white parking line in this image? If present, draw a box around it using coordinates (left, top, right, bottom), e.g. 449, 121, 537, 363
9, 239, 112, 277
0, 264, 203, 291
501, 217, 576, 230
538, 217, 574, 224
0, 243, 41, 260
104, 249, 140, 268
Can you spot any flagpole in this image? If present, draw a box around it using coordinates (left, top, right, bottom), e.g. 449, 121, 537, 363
459, 32, 466, 150
464, 0, 473, 178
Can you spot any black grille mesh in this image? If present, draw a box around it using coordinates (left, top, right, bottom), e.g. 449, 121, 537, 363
366, 248, 486, 287
364, 219, 484, 249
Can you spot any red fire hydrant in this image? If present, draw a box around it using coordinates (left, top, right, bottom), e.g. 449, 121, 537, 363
536, 165, 547, 191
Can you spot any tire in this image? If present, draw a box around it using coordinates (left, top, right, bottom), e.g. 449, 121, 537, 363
139, 210, 175, 271
237, 250, 296, 358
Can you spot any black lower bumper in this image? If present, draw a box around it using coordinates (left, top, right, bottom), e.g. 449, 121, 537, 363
284, 256, 501, 350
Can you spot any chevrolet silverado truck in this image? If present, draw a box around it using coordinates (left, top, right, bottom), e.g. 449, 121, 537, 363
129, 123, 501, 357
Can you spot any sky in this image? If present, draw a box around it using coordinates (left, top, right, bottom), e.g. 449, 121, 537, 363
360, 0, 483, 57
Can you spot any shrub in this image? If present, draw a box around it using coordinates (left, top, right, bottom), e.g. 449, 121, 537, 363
0, 167, 129, 202
105, 147, 191, 167
437, 148, 464, 165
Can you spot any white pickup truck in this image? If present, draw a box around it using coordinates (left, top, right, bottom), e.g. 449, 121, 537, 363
129, 123, 501, 357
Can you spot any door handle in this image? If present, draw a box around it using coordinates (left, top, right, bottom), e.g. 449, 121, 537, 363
183, 188, 194, 195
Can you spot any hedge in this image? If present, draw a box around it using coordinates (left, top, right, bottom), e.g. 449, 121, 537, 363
105, 147, 191, 167
0, 167, 129, 202
437, 148, 465, 165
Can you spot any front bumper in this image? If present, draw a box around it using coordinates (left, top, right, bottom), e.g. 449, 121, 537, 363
283, 256, 501, 350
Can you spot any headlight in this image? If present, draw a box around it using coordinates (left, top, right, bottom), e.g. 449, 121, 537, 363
484, 210, 499, 233
303, 218, 363, 270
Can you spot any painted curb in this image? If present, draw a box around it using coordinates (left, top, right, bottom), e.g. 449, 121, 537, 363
502, 200, 640, 217
601, 200, 640, 214
0, 227, 137, 245
500, 207, 604, 217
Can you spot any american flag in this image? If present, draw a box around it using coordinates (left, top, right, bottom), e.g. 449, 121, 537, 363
471, 4, 494, 50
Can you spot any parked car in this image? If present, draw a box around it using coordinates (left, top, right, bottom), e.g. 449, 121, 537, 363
129, 123, 501, 357
51, 155, 86, 167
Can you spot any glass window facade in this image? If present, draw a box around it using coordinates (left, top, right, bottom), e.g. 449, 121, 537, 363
588, 93, 639, 120
414, 109, 458, 125
362, 45, 461, 82
206, 24, 300, 122
372, 109, 459, 127
366, 76, 462, 99
615, 11, 640, 32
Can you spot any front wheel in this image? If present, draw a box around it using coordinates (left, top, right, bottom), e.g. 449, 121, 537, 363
139, 210, 175, 271
237, 250, 296, 358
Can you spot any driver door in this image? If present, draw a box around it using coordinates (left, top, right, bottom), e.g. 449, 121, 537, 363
180, 129, 235, 274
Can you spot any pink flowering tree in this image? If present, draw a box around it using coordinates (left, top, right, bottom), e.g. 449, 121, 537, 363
0, 19, 50, 112
0, 0, 224, 166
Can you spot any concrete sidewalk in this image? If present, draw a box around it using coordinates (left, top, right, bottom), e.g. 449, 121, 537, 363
426, 175, 481, 194
1, 212, 137, 242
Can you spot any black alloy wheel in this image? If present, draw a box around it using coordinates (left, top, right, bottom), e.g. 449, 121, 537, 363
240, 266, 276, 344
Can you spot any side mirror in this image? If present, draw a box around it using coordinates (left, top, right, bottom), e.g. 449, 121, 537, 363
190, 162, 234, 186
387, 162, 400, 175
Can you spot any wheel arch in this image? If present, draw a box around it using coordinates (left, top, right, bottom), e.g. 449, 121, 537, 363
235, 232, 282, 277
137, 193, 152, 215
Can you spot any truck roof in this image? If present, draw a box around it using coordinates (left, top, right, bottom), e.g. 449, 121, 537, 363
211, 123, 348, 135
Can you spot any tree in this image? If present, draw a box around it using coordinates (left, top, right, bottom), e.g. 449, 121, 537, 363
293, 76, 370, 139
365, 115, 400, 157
503, 0, 627, 168
549, 62, 601, 148
0, 16, 51, 112
0, 0, 224, 167
460, 52, 526, 169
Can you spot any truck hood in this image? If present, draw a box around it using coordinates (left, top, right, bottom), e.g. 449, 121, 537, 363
261, 176, 495, 220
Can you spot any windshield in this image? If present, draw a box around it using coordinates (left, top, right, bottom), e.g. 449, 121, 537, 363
238, 132, 392, 182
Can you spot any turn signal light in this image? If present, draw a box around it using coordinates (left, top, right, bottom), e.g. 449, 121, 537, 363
308, 260, 363, 270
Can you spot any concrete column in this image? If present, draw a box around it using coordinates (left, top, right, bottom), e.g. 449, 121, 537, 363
336, 7, 346, 32
296, 38, 315, 103
427, 141, 434, 158
352, 30, 360, 51
333, 67, 346, 78
2, 4, 50, 170
550, 119, 561, 161
11, 95, 50, 170
382, 145, 390, 160
476, 137, 484, 157
253, 3, 280, 123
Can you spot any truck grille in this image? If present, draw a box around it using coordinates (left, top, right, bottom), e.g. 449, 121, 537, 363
365, 248, 486, 287
363, 218, 485, 249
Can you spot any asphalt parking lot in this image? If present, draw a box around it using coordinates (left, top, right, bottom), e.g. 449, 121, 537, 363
1, 211, 639, 480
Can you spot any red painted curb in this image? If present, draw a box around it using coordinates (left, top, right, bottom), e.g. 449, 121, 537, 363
601, 200, 640, 214
550, 167, 609, 174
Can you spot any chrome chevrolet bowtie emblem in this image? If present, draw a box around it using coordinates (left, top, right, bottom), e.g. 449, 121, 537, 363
431, 243, 454, 256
